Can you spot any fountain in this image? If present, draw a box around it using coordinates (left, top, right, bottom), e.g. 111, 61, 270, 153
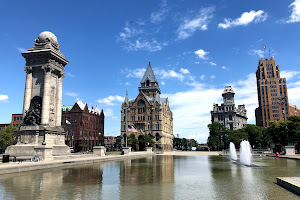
229, 142, 237, 160
239, 140, 252, 166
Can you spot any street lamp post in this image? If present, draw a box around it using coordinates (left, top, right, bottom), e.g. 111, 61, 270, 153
1, 137, 4, 154
125, 107, 130, 147
98, 132, 101, 146
42, 124, 46, 145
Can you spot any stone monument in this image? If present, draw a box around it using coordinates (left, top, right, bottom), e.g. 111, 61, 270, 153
5, 31, 70, 157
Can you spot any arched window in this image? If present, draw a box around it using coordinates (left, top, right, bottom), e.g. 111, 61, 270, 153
229, 115, 232, 120
146, 80, 150, 86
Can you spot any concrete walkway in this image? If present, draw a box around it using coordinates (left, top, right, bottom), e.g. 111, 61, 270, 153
278, 155, 300, 160
0, 152, 153, 175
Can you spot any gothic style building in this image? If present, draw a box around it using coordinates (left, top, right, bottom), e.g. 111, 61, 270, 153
121, 62, 174, 151
211, 86, 247, 130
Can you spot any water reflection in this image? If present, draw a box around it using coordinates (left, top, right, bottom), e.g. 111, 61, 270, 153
119, 155, 174, 200
0, 155, 300, 199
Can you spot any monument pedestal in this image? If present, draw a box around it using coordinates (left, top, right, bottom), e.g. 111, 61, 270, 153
34, 145, 53, 161
145, 147, 153, 153
5, 125, 70, 157
93, 146, 105, 157
122, 147, 132, 155
284, 146, 295, 155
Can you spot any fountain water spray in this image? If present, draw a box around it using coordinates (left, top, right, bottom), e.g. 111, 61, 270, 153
240, 140, 252, 166
229, 142, 237, 160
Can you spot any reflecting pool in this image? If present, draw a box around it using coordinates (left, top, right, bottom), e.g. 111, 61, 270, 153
0, 155, 299, 199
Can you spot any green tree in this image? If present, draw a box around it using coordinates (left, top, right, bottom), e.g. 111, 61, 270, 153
287, 116, 300, 149
144, 134, 155, 147
127, 134, 138, 150
207, 122, 226, 150
228, 129, 248, 149
244, 124, 261, 148
267, 120, 286, 146
0, 125, 16, 154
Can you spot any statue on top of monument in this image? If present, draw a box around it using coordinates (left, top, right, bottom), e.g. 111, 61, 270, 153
21, 96, 42, 126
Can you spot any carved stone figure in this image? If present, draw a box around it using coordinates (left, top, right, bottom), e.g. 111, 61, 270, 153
22, 96, 42, 125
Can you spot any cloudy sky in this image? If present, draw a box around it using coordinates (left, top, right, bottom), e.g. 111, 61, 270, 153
1, 0, 300, 143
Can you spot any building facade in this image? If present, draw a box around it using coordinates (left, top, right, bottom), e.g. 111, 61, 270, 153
62, 100, 104, 152
104, 136, 117, 150
11, 114, 23, 128
211, 86, 247, 130
289, 104, 300, 117
255, 57, 289, 127
121, 62, 174, 151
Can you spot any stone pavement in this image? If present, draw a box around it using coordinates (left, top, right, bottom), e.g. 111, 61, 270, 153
277, 177, 300, 195
278, 155, 300, 160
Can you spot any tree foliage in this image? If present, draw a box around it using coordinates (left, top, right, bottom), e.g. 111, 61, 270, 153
0, 125, 16, 153
128, 134, 138, 150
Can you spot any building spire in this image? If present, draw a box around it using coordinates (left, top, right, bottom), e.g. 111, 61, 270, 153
140, 61, 158, 83
124, 90, 129, 105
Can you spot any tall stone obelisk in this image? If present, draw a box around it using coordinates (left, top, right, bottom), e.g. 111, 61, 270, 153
6, 31, 70, 157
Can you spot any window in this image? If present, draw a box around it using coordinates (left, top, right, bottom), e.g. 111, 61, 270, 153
14, 117, 16, 121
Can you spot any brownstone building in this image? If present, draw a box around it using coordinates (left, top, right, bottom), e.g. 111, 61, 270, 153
62, 100, 104, 152
255, 57, 290, 127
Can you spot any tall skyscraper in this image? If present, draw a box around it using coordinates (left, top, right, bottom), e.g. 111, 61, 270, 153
255, 57, 289, 127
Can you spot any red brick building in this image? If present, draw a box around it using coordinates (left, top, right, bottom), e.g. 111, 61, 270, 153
0, 124, 10, 131
11, 114, 23, 128
62, 100, 104, 152
104, 136, 117, 150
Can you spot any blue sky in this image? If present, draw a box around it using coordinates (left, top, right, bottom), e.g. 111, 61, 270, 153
1, 0, 300, 143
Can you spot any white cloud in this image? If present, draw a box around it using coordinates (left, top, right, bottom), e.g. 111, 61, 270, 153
200, 75, 205, 80
286, 0, 300, 23
161, 81, 165, 86
97, 95, 124, 106
222, 66, 227, 70
126, 39, 167, 52
165, 73, 260, 143
150, 0, 168, 23
123, 68, 146, 79
125, 82, 130, 86
104, 108, 114, 117
249, 49, 264, 58
179, 68, 190, 74
194, 49, 209, 60
117, 23, 167, 52
17, 47, 26, 53
194, 61, 200, 64
281, 70, 300, 80
210, 75, 215, 79
65, 92, 78, 97
0, 95, 9, 103
177, 7, 214, 40
210, 62, 217, 66
157, 69, 185, 81
218, 10, 268, 29
65, 72, 75, 78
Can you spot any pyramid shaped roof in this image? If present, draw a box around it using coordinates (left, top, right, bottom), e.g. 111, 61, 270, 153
140, 62, 158, 83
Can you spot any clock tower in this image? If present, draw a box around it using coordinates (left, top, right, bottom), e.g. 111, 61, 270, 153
222, 86, 235, 105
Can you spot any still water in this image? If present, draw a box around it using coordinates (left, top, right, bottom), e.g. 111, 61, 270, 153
0, 155, 299, 200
